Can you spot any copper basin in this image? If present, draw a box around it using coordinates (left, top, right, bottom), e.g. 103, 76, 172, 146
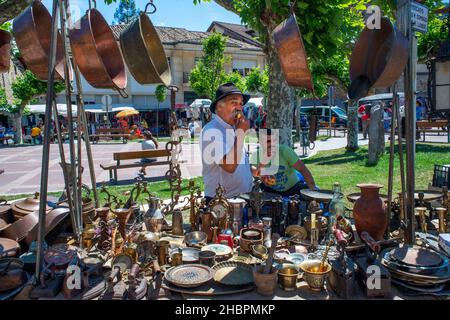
272, 14, 314, 92
12, 1, 69, 80
349, 17, 408, 92
0, 30, 11, 73
69, 9, 127, 92
120, 13, 171, 86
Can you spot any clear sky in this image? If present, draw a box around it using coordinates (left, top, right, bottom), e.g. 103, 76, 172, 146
42, 0, 242, 32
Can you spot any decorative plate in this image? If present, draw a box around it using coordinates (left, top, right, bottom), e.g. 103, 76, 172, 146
285, 225, 308, 240
201, 244, 232, 257
181, 247, 200, 263
164, 264, 213, 288
285, 253, 307, 266
212, 261, 254, 286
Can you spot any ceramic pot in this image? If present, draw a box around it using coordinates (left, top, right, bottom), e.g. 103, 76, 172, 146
353, 184, 387, 241
253, 265, 278, 296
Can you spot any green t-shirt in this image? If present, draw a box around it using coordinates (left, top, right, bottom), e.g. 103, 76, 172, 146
250, 144, 300, 192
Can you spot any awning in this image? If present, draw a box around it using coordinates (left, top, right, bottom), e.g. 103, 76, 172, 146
84, 104, 137, 114
27, 104, 78, 116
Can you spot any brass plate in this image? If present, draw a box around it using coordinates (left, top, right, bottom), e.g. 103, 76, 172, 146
212, 261, 254, 286
164, 264, 213, 288
285, 225, 307, 240
201, 244, 232, 257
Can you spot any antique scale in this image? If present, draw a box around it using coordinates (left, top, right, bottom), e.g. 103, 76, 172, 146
208, 185, 231, 231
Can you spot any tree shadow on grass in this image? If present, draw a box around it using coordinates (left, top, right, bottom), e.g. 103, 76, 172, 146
304, 149, 367, 166
97, 175, 166, 187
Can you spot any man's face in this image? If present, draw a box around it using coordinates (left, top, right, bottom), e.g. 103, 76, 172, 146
216, 94, 244, 124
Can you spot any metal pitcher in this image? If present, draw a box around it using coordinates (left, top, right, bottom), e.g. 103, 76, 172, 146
171, 209, 184, 236
119, 3, 171, 86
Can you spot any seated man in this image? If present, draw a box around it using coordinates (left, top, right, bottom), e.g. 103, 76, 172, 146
250, 128, 317, 197
141, 131, 159, 163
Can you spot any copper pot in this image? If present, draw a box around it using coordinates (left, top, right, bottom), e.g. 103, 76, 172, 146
69, 8, 127, 95
119, 8, 171, 86
349, 17, 408, 93
11, 193, 50, 220
0, 29, 11, 73
272, 14, 314, 92
12, 0, 69, 80
353, 184, 387, 241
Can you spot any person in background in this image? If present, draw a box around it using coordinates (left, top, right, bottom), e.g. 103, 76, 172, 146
31, 125, 41, 145
141, 130, 159, 163
250, 128, 317, 196
358, 103, 371, 139
141, 118, 149, 129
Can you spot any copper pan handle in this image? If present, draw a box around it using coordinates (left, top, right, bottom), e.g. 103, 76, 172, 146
117, 88, 129, 99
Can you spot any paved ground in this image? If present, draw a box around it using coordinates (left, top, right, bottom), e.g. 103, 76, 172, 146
0, 131, 448, 195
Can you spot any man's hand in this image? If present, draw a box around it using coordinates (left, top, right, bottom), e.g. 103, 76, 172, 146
235, 116, 250, 133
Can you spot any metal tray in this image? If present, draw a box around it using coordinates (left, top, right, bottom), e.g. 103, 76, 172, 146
300, 189, 334, 202
212, 261, 254, 286
164, 264, 213, 288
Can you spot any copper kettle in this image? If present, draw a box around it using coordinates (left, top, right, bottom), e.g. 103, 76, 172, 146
119, 3, 171, 86
12, 0, 70, 80
69, 7, 128, 96
0, 30, 11, 73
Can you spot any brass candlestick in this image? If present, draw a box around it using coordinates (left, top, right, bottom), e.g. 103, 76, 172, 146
415, 207, 428, 233
436, 207, 447, 233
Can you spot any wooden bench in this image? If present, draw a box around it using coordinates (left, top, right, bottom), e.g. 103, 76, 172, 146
416, 120, 449, 142
90, 128, 131, 144
318, 122, 348, 137
100, 149, 173, 183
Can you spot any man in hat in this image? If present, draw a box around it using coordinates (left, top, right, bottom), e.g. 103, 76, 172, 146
200, 83, 253, 202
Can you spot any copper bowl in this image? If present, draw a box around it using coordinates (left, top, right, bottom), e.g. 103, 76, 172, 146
240, 228, 263, 253
13, 1, 70, 80
69, 8, 127, 93
272, 14, 314, 92
0, 29, 11, 73
119, 12, 171, 86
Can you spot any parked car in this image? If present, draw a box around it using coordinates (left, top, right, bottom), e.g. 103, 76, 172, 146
357, 93, 405, 118
299, 105, 348, 127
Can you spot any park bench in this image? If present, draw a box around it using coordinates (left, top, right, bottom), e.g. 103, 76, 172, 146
318, 121, 348, 137
90, 128, 131, 144
416, 120, 449, 142
100, 149, 184, 183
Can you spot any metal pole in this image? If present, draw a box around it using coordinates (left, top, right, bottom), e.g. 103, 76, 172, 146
35, 0, 59, 283
52, 99, 76, 231
386, 82, 398, 238
404, 0, 417, 244
395, 93, 407, 217
58, 0, 81, 243
63, 0, 99, 208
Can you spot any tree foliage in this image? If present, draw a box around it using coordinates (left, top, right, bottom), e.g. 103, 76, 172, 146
0, 87, 10, 112
417, 0, 448, 60
113, 0, 140, 24
155, 84, 167, 103
224, 71, 247, 93
189, 32, 230, 99
245, 66, 268, 95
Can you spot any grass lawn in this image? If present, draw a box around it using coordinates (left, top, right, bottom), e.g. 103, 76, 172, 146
303, 142, 450, 195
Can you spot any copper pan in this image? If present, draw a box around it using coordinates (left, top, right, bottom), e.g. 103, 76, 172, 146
272, 14, 314, 92
12, 0, 69, 81
119, 4, 171, 86
69, 8, 128, 96
0, 30, 11, 73
349, 17, 408, 91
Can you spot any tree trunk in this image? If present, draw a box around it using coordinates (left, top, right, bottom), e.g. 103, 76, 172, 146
346, 100, 359, 151
0, 0, 33, 25
265, 26, 296, 147
367, 105, 384, 165
13, 112, 23, 144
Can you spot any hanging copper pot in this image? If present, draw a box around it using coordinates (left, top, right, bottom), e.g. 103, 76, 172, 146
0, 29, 11, 73
119, 3, 171, 86
12, 0, 69, 80
69, 8, 128, 96
272, 14, 314, 92
349, 17, 408, 98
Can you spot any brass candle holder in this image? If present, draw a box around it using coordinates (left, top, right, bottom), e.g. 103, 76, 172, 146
436, 207, 447, 233
415, 207, 428, 233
